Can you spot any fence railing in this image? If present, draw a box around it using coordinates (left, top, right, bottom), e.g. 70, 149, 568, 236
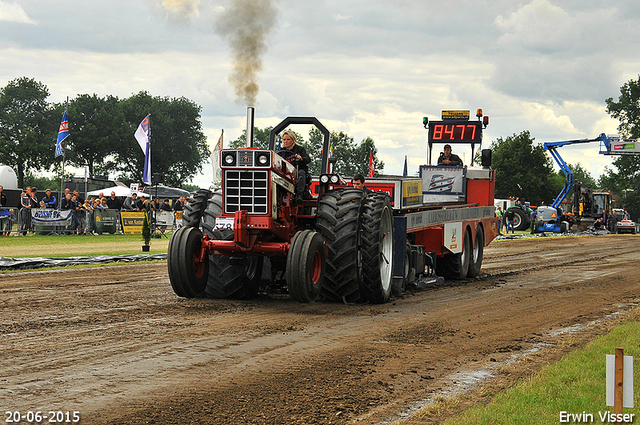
0, 208, 183, 236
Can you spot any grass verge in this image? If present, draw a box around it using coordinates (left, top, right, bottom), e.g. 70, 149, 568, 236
0, 233, 170, 258
403, 308, 640, 424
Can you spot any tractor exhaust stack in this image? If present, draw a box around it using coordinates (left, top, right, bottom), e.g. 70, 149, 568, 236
246, 106, 255, 147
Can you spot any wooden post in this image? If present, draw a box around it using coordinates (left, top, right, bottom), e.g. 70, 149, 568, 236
614, 347, 624, 424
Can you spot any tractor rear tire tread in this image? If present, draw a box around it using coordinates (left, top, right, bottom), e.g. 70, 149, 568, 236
359, 192, 394, 303
182, 189, 212, 228
201, 189, 223, 237
315, 189, 365, 303
205, 229, 263, 300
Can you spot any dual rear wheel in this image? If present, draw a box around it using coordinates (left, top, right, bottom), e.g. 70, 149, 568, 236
316, 189, 394, 304
436, 225, 484, 280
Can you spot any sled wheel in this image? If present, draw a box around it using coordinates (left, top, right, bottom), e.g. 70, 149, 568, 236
437, 226, 472, 280
467, 226, 484, 278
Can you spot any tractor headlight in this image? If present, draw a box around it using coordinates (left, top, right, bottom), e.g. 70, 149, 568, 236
256, 152, 270, 166
320, 174, 330, 184
330, 174, 339, 184
222, 152, 236, 166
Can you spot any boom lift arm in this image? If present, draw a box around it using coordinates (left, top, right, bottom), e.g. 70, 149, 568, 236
543, 133, 611, 209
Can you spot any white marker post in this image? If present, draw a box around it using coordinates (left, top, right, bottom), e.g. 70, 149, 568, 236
606, 348, 634, 424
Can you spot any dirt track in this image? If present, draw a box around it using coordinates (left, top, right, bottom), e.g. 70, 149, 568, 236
1, 234, 639, 424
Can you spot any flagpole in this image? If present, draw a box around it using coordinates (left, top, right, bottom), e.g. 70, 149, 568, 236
58, 96, 69, 213
148, 112, 151, 179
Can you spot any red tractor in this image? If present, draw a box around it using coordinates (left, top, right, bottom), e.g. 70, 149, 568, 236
167, 116, 395, 303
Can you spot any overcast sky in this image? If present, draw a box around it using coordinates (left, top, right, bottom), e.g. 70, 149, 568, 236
1, 0, 638, 188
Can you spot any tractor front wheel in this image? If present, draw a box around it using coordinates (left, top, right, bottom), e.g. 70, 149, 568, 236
286, 230, 325, 303
167, 226, 209, 298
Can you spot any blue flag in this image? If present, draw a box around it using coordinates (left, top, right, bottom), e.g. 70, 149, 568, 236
403, 155, 408, 178
55, 110, 69, 158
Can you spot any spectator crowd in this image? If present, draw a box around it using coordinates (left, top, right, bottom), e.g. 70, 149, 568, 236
0, 184, 187, 236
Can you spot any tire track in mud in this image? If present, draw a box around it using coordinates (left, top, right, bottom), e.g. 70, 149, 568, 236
1, 235, 639, 424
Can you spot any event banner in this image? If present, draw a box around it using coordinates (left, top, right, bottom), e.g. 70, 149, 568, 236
419, 165, 466, 195
121, 211, 147, 234
31, 209, 73, 226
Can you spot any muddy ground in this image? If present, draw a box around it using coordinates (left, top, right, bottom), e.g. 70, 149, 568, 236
1, 234, 639, 424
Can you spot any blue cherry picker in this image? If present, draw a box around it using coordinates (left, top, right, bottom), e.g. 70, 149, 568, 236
535, 133, 628, 233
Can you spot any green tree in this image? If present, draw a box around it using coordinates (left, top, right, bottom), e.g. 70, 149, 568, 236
352, 136, 384, 177
549, 163, 597, 207
229, 126, 273, 149
111, 91, 209, 188
23, 171, 60, 192
0, 77, 55, 188
568, 163, 597, 188
606, 75, 640, 140
225, 126, 385, 178
604, 75, 640, 216
63, 94, 123, 178
307, 129, 384, 177
490, 131, 557, 205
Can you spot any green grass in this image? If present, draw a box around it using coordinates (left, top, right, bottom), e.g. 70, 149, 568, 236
437, 311, 640, 424
0, 233, 170, 258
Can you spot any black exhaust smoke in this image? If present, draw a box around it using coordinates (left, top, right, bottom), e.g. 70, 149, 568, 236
215, 0, 277, 106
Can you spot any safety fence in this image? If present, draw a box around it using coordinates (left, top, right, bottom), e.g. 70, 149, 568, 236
0, 208, 184, 236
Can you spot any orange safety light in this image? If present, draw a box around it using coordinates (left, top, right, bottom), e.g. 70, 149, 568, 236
476, 108, 483, 118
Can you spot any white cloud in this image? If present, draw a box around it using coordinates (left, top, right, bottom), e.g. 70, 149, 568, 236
333, 13, 351, 21
1, 0, 639, 186
161, 0, 200, 20
0, 1, 36, 24
490, 0, 622, 103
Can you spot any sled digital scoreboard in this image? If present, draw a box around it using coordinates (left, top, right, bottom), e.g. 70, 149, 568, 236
427, 120, 482, 144
425, 109, 486, 144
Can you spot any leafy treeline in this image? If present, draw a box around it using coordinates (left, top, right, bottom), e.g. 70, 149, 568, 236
602, 75, 640, 215
0, 77, 210, 188
230, 127, 384, 177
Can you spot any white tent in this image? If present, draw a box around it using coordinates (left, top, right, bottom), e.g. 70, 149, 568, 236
86, 185, 152, 199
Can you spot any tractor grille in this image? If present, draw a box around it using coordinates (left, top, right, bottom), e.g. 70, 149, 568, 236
224, 170, 269, 214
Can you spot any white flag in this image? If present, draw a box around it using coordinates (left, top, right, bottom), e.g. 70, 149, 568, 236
212, 130, 223, 182
134, 115, 151, 185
